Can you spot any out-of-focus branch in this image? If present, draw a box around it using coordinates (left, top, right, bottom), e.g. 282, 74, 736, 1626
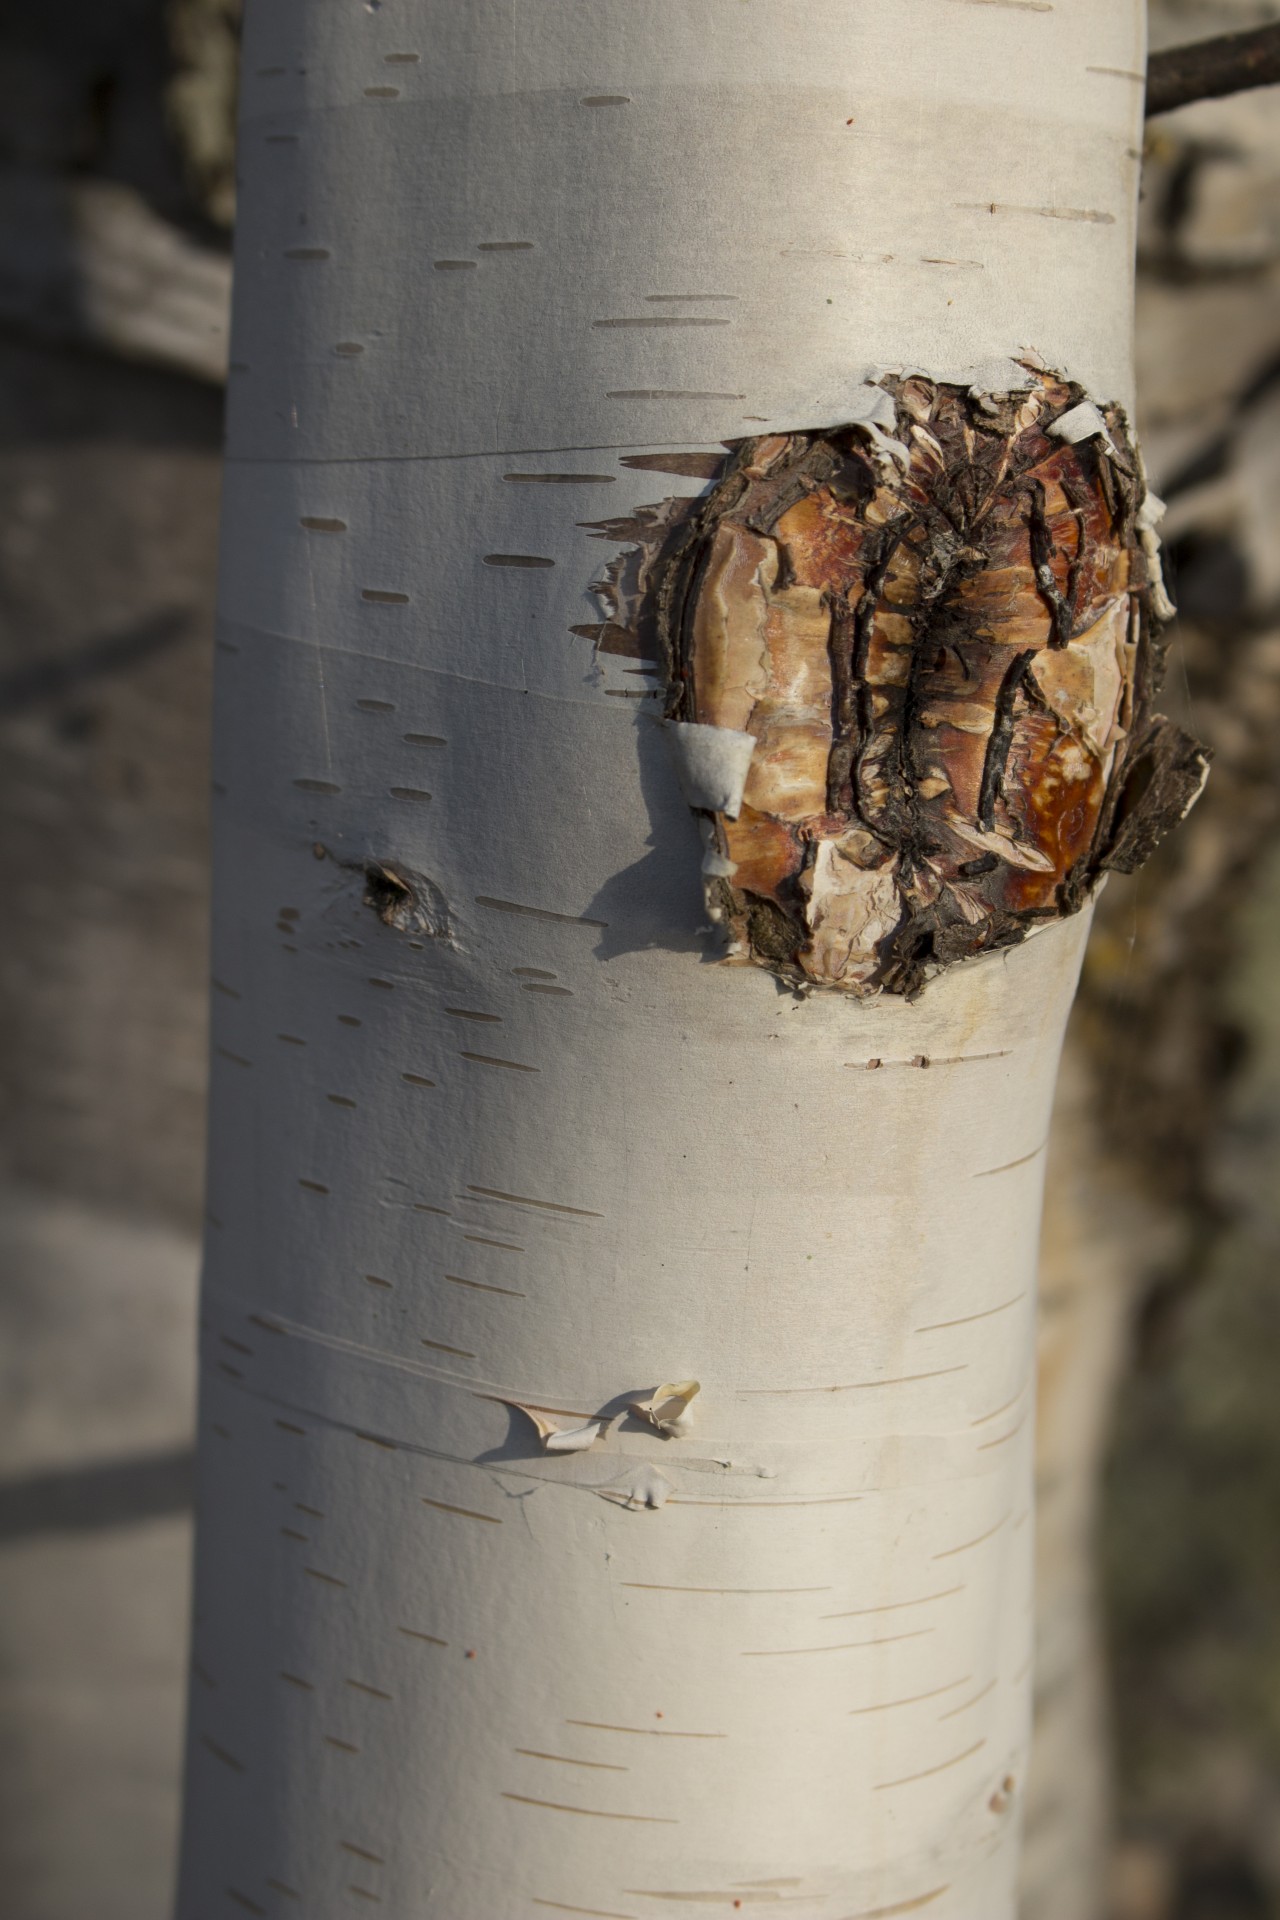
1146, 22, 1280, 118
0, 172, 230, 383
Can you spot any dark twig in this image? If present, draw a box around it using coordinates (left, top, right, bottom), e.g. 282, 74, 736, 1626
1146, 23, 1280, 118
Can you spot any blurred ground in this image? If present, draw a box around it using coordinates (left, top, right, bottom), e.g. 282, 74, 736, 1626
0, 1193, 197, 1920
0, 341, 218, 1224
0, 4, 1278, 1919
0, 14, 220, 1908
1102, 851, 1280, 1920
0, 334, 215, 1919
1093, 8, 1280, 1911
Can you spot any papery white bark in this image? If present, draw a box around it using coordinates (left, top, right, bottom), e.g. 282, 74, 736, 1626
178, 4, 1148, 1915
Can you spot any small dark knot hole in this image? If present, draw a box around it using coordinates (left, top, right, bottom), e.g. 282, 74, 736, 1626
364, 862, 417, 931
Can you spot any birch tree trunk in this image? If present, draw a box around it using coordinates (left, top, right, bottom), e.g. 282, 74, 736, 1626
177, 5, 1171, 1915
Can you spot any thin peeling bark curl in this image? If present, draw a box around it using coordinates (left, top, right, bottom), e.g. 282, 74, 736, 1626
628, 372, 1206, 997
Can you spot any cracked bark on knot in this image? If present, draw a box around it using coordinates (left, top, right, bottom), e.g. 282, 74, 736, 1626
649, 372, 1207, 997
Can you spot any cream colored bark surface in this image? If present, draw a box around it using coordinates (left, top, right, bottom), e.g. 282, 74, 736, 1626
178, 4, 1148, 1915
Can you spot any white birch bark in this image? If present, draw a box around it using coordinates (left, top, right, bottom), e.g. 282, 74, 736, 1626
178, 5, 1149, 1915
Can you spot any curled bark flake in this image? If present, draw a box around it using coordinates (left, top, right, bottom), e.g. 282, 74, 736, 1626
595, 1464, 673, 1512
637, 371, 1207, 997
502, 1401, 606, 1454
629, 1380, 700, 1439
578, 499, 699, 665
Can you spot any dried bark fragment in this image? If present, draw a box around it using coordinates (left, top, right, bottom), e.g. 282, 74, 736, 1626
648, 371, 1207, 997
629, 1380, 700, 1438
501, 1401, 606, 1454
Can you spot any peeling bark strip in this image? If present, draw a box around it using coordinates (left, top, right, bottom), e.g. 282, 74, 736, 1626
649, 372, 1207, 996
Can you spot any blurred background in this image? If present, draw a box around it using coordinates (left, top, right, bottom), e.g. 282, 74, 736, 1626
0, 3, 1277, 1916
